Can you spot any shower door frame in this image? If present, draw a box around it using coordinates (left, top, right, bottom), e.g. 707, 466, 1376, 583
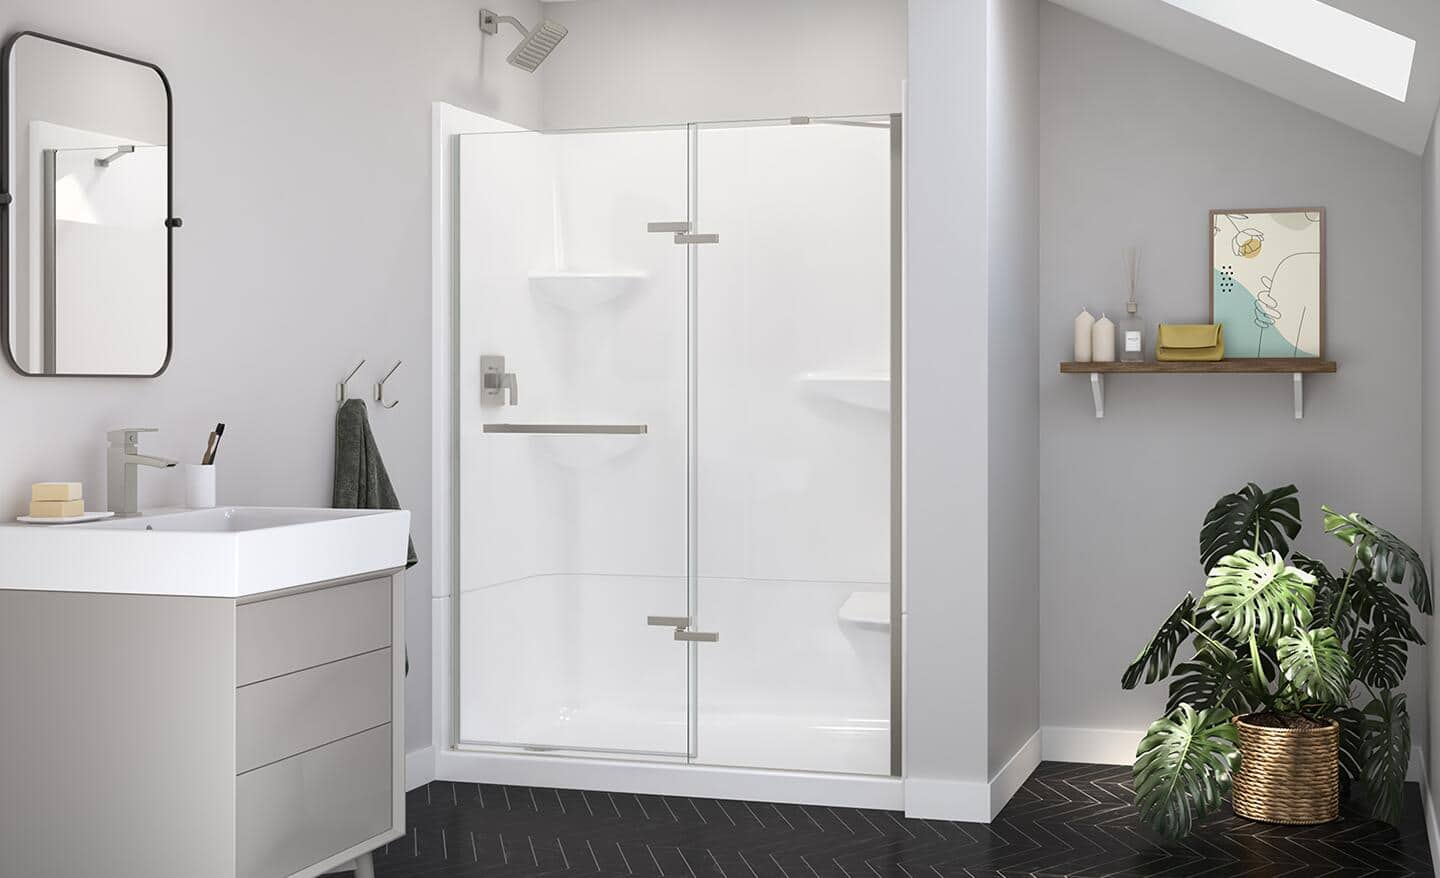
442, 111, 905, 787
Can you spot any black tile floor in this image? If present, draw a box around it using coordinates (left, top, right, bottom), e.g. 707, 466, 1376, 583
372, 762, 1433, 877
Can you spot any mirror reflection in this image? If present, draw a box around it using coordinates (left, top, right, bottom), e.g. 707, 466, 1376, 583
5, 34, 170, 376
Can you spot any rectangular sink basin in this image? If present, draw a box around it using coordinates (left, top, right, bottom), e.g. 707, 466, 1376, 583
0, 506, 411, 598
91, 506, 366, 533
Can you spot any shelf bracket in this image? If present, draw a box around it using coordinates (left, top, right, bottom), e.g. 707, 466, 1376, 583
1293, 373, 1303, 420
1090, 373, 1104, 419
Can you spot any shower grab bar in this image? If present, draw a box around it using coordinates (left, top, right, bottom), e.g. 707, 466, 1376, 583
482, 423, 648, 435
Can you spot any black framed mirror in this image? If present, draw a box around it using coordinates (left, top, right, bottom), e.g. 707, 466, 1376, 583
0, 32, 175, 377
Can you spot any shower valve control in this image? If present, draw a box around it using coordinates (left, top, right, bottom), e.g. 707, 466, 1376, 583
481, 355, 518, 406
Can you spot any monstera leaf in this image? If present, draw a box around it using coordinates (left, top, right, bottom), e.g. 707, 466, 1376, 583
1324, 507, 1432, 614
1275, 627, 1350, 705
1133, 705, 1241, 839
1200, 550, 1315, 644
1292, 552, 1358, 642
1334, 704, 1366, 786
1200, 483, 1302, 571
1165, 646, 1262, 715
1350, 625, 1407, 689
1123, 594, 1198, 689
1353, 569, 1426, 645
1361, 691, 1410, 825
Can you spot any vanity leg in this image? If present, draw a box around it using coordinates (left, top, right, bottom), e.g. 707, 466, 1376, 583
354, 853, 376, 878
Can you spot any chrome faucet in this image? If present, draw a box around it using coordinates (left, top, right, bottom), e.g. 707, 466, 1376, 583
106, 427, 177, 515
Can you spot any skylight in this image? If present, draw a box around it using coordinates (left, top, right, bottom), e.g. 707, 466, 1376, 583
1159, 0, 1416, 101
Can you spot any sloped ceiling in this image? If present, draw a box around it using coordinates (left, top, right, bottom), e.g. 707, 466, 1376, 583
1048, 0, 1440, 154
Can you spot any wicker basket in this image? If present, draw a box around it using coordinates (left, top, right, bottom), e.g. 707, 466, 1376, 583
1231, 714, 1340, 825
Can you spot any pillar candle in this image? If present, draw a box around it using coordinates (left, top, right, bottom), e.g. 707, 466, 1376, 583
1092, 313, 1116, 362
1074, 309, 1095, 362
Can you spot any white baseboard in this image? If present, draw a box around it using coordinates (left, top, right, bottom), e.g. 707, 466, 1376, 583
990, 730, 1043, 818
1041, 725, 1141, 765
902, 776, 991, 822
406, 746, 436, 791
903, 730, 1042, 822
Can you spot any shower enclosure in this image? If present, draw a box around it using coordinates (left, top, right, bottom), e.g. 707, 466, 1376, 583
455, 115, 900, 782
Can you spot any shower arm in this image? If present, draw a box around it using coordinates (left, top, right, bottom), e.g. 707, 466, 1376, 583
479, 10, 532, 39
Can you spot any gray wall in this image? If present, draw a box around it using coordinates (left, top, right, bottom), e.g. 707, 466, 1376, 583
1423, 97, 1440, 810
904, 0, 992, 799
0, 0, 546, 756
536, 0, 906, 129
1038, 6, 1425, 739
986, 0, 1040, 776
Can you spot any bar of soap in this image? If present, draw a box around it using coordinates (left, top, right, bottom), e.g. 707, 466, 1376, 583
32, 482, 82, 502
29, 499, 85, 518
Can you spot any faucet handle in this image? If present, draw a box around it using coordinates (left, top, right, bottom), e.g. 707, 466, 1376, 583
107, 427, 159, 448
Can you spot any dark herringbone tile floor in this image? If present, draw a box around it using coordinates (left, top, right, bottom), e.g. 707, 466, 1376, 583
371, 762, 1433, 878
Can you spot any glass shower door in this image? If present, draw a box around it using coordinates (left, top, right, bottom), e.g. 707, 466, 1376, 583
456, 126, 693, 757
690, 117, 897, 775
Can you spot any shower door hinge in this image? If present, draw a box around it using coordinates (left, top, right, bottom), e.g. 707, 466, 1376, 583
647, 221, 719, 245
646, 614, 719, 643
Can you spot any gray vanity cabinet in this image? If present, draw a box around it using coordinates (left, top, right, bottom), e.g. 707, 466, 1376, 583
0, 569, 406, 878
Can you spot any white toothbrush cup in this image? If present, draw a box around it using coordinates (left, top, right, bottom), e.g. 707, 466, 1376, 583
185, 464, 217, 509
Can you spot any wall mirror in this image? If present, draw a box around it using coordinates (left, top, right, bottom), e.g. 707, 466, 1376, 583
1, 32, 174, 377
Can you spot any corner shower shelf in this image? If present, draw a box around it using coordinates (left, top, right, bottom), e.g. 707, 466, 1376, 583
837, 592, 890, 631
1060, 359, 1338, 420
529, 272, 646, 311
799, 372, 890, 412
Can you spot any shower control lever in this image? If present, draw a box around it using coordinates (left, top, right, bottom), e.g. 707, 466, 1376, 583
481, 355, 518, 406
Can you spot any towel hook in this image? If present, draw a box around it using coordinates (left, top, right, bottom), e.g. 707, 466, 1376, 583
374, 360, 401, 409
338, 359, 366, 405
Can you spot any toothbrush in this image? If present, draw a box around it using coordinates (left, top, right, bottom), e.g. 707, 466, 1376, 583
202, 423, 226, 465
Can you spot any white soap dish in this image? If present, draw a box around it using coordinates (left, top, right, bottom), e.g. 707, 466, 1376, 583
18, 511, 115, 525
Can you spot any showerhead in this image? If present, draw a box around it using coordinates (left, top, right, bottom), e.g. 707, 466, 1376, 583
479, 8, 568, 72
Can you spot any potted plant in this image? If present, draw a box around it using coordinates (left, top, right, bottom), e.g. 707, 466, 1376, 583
1122, 483, 1431, 838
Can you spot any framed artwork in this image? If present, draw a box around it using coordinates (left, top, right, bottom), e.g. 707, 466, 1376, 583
1210, 208, 1325, 359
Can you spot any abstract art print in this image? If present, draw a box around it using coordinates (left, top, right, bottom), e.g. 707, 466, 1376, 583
1210, 208, 1324, 358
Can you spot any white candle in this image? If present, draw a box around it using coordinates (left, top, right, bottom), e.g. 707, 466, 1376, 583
1092, 313, 1116, 362
1074, 309, 1095, 362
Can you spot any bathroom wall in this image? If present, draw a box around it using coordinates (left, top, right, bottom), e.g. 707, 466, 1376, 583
535, 0, 906, 129
1422, 97, 1440, 835
0, 0, 546, 759
1038, 6, 1425, 749
986, 0, 1040, 781
904, 0, 992, 816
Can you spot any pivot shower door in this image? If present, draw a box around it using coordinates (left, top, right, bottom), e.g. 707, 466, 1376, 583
456, 126, 694, 757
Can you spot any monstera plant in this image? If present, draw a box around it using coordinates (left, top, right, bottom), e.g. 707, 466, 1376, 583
1122, 483, 1431, 838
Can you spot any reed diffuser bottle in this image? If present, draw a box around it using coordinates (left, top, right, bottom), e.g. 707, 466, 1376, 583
1120, 247, 1145, 362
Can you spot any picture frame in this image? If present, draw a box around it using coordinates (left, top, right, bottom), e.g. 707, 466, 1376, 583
1209, 207, 1325, 359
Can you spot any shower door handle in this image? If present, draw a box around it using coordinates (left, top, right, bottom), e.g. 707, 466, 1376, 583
674, 629, 719, 643
674, 233, 719, 245
646, 222, 719, 245
647, 221, 690, 233
647, 615, 690, 628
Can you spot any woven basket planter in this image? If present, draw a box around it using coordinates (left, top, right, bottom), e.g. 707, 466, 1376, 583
1231, 714, 1340, 825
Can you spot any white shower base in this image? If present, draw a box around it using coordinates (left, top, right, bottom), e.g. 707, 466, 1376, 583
458, 573, 891, 777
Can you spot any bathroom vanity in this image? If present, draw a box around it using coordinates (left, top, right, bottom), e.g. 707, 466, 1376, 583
0, 506, 410, 878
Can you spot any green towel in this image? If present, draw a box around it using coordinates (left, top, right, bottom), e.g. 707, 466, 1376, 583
333, 398, 418, 568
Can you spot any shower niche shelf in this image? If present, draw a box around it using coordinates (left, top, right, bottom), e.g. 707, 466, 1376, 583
799, 372, 890, 412
529, 272, 647, 311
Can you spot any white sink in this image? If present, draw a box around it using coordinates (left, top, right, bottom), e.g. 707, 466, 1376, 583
0, 506, 411, 597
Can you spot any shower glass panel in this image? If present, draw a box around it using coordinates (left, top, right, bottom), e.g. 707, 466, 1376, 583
456, 116, 897, 776
456, 126, 692, 757
691, 118, 894, 775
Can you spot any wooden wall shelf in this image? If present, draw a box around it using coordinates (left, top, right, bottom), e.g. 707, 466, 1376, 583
1058, 359, 1338, 419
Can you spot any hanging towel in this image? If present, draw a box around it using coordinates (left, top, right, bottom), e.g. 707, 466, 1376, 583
334, 398, 418, 568
335, 398, 417, 676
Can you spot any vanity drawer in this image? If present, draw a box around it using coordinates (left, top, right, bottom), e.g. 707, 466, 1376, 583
237, 576, 391, 685
236, 647, 391, 774
236, 724, 393, 878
